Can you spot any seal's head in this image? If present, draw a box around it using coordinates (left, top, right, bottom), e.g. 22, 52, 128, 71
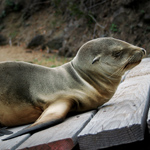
73, 37, 146, 79
72, 37, 146, 100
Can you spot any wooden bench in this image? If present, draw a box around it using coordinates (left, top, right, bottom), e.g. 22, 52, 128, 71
1, 58, 150, 150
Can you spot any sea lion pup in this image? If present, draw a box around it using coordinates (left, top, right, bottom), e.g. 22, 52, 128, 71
1, 37, 146, 140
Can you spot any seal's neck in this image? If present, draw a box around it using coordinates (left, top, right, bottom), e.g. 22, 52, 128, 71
72, 62, 122, 101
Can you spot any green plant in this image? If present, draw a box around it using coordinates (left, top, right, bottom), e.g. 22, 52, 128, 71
140, 9, 145, 14
50, 65, 57, 68
5, 0, 21, 12
68, 1, 83, 18
0, 25, 5, 31
5, 0, 14, 6
144, 26, 150, 34
110, 23, 118, 32
9, 31, 18, 39
51, 0, 61, 8
0, 10, 6, 18
51, 0, 95, 26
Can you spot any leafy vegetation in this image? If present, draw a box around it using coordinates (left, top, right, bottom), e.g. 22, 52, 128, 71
51, 0, 95, 25
110, 23, 118, 32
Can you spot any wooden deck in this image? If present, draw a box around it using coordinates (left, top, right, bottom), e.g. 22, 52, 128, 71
1, 58, 150, 150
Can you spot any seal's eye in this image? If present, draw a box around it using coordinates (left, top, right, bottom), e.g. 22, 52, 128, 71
112, 51, 123, 58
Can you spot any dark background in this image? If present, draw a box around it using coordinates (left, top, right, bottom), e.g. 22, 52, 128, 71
0, 0, 150, 57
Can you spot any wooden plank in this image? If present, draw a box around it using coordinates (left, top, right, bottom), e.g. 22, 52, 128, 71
0, 125, 30, 150
17, 110, 96, 150
125, 58, 150, 80
147, 110, 150, 133
125, 58, 150, 134
0, 58, 149, 150
78, 61, 150, 150
120, 58, 150, 83
145, 59, 150, 133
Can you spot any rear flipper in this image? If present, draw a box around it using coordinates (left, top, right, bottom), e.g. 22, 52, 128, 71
0, 127, 13, 136
2, 100, 73, 141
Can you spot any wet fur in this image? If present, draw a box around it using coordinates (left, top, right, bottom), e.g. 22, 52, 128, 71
0, 37, 145, 140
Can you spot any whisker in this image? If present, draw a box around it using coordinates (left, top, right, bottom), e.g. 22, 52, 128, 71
99, 55, 135, 79
109, 66, 124, 77
109, 55, 135, 77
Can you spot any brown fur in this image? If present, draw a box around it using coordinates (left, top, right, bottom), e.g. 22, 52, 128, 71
1, 37, 146, 140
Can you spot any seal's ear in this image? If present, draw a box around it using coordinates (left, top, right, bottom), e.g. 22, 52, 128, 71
92, 55, 101, 64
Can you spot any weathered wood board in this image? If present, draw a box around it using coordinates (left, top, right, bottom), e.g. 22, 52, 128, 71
1, 58, 150, 150
125, 58, 150, 80
147, 111, 150, 133
126, 58, 150, 134
78, 58, 150, 150
17, 110, 96, 150
0, 125, 30, 150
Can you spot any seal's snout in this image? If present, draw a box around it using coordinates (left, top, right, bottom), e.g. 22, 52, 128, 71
141, 48, 146, 55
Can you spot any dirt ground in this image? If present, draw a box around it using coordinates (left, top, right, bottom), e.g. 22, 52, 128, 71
0, 46, 71, 67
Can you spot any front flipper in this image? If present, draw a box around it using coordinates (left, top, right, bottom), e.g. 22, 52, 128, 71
0, 127, 13, 136
2, 100, 73, 141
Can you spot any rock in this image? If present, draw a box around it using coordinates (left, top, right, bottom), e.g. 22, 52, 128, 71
59, 46, 68, 56
46, 37, 63, 50
58, 38, 72, 57
58, 46, 73, 57
27, 35, 45, 49
4, 0, 24, 14
137, 22, 143, 28
0, 34, 8, 45
121, 0, 136, 6
144, 14, 150, 23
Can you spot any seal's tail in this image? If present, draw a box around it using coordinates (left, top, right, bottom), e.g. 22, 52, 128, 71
2, 100, 73, 141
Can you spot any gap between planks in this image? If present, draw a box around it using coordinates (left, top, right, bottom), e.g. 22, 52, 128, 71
0, 125, 30, 150
9, 110, 96, 150
1, 58, 150, 150
0, 110, 96, 150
